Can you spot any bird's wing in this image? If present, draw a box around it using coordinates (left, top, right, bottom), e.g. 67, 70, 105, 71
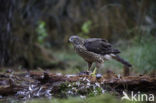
84, 38, 120, 55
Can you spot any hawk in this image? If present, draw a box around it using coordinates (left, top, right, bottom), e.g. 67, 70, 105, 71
69, 35, 132, 73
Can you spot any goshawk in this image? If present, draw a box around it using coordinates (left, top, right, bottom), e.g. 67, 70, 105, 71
69, 35, 132, 72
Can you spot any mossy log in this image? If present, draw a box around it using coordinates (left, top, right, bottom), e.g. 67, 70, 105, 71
0, 72, 155, 97
30, 72, 156, 93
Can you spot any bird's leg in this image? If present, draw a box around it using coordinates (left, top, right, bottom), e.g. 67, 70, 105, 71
87, 62, 92, 72
79, 62, 92, 76
91, 62, 101, 76
96, 62, 104, 74
83, 62, 92, 75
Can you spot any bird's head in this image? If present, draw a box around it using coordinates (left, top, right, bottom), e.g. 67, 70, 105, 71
69, 35, 84, 45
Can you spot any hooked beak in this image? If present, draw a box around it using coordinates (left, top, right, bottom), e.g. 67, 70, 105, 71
68, 38, 72, 43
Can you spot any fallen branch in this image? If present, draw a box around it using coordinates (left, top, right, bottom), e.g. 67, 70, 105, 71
30, 72, 156, 93
0, 72, 155, 98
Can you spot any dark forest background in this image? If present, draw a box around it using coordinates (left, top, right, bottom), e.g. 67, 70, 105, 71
0, 0, 156, 74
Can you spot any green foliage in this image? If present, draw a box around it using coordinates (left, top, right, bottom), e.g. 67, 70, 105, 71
82, 20, 92, 34
88, 87, 103, 97
122, 35, 156, 73
78, 20, 92, 38
36, 21, 48, 45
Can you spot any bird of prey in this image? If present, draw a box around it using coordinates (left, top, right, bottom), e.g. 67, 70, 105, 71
69, 35, 132, 73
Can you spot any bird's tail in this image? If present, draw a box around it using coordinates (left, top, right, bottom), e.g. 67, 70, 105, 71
112, 55, 132, 67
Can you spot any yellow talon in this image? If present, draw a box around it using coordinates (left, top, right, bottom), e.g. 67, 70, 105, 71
91, 67, 97, 76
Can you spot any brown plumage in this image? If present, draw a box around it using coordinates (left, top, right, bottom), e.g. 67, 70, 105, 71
69, 35, 132, 71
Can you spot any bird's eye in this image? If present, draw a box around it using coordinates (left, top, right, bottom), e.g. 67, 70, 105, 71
70, 38, 74, 41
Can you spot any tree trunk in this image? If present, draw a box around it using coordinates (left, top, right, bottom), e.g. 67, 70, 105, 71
0, 0, 15, 66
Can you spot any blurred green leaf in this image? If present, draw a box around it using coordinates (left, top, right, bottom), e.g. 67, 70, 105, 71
36, 20, 48, 45
81, 20, 92, 34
